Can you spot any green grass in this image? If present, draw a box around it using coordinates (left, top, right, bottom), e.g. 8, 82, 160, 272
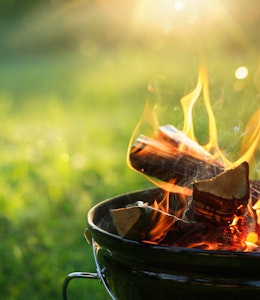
1, 2, 260, 299
0, 51, 152, 300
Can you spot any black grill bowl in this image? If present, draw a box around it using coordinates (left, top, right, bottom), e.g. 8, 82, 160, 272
86, 188, 260, 300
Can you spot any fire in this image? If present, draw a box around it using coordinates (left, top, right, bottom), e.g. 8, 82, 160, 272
142, 187, 189, 244
144, 202, 174, 244
128, 64, 260, 189
126, 64, 260, 252
180, 65, 260, 168
246, 232, 258, 244
253, 199, 260, 224
180, 66, 226, 164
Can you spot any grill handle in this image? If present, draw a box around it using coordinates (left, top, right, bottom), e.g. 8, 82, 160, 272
62, 237, 117, 300
62, 272, 99, 300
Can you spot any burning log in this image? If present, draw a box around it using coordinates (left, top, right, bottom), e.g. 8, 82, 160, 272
113, 123, 260, 251
161, 220, 237, 251
110, 201, 178, 243
110, 161, 257, 250
130, 125, 224, 186
130, 125, 260, 199
251, 180, 260, 204
110, 200, 242, 250
192, 162, 250, 225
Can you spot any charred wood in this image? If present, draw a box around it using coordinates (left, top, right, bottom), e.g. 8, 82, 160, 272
110, 201, 178, 243
129, 125, 224, 186
192, 162, 250, 225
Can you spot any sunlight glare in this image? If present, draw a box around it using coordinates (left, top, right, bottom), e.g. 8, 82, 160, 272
174, 0, 186, 12
133, 0, 225, 34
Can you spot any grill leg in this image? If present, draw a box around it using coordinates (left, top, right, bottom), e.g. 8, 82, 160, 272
91, 238, 117, 300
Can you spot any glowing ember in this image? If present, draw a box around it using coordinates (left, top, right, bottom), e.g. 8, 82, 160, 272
122, 65, 260, 252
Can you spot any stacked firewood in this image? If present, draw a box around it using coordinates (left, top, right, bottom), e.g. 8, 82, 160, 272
110, 125, 260, 251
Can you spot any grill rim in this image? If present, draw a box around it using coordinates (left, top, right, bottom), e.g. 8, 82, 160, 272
87, 187, 260, 257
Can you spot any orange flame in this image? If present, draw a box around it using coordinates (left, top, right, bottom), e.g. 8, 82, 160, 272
128, 64, 260, 188
238, 109, 260, 167
181, 65, 260, 168
180, 66, 228, 164
127, 64, 260, 251
144, 192, 173, 244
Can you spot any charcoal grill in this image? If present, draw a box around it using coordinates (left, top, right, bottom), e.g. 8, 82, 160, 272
63, 188, 260, 300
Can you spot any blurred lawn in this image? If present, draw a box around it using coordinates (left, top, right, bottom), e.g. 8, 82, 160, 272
0, 1, 260, 300
0, 48, 155, 299
0, 51, 151, 299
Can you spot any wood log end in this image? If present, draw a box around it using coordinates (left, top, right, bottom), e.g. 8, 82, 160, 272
192, 161, 250, 224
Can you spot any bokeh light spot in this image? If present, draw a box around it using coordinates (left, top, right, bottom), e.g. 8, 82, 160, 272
235, 66, 248, 80
233, 80, 244, 92
71, 153, 86, 169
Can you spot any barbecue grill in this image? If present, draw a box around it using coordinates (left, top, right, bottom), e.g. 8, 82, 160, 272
63, 187, 260, 300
